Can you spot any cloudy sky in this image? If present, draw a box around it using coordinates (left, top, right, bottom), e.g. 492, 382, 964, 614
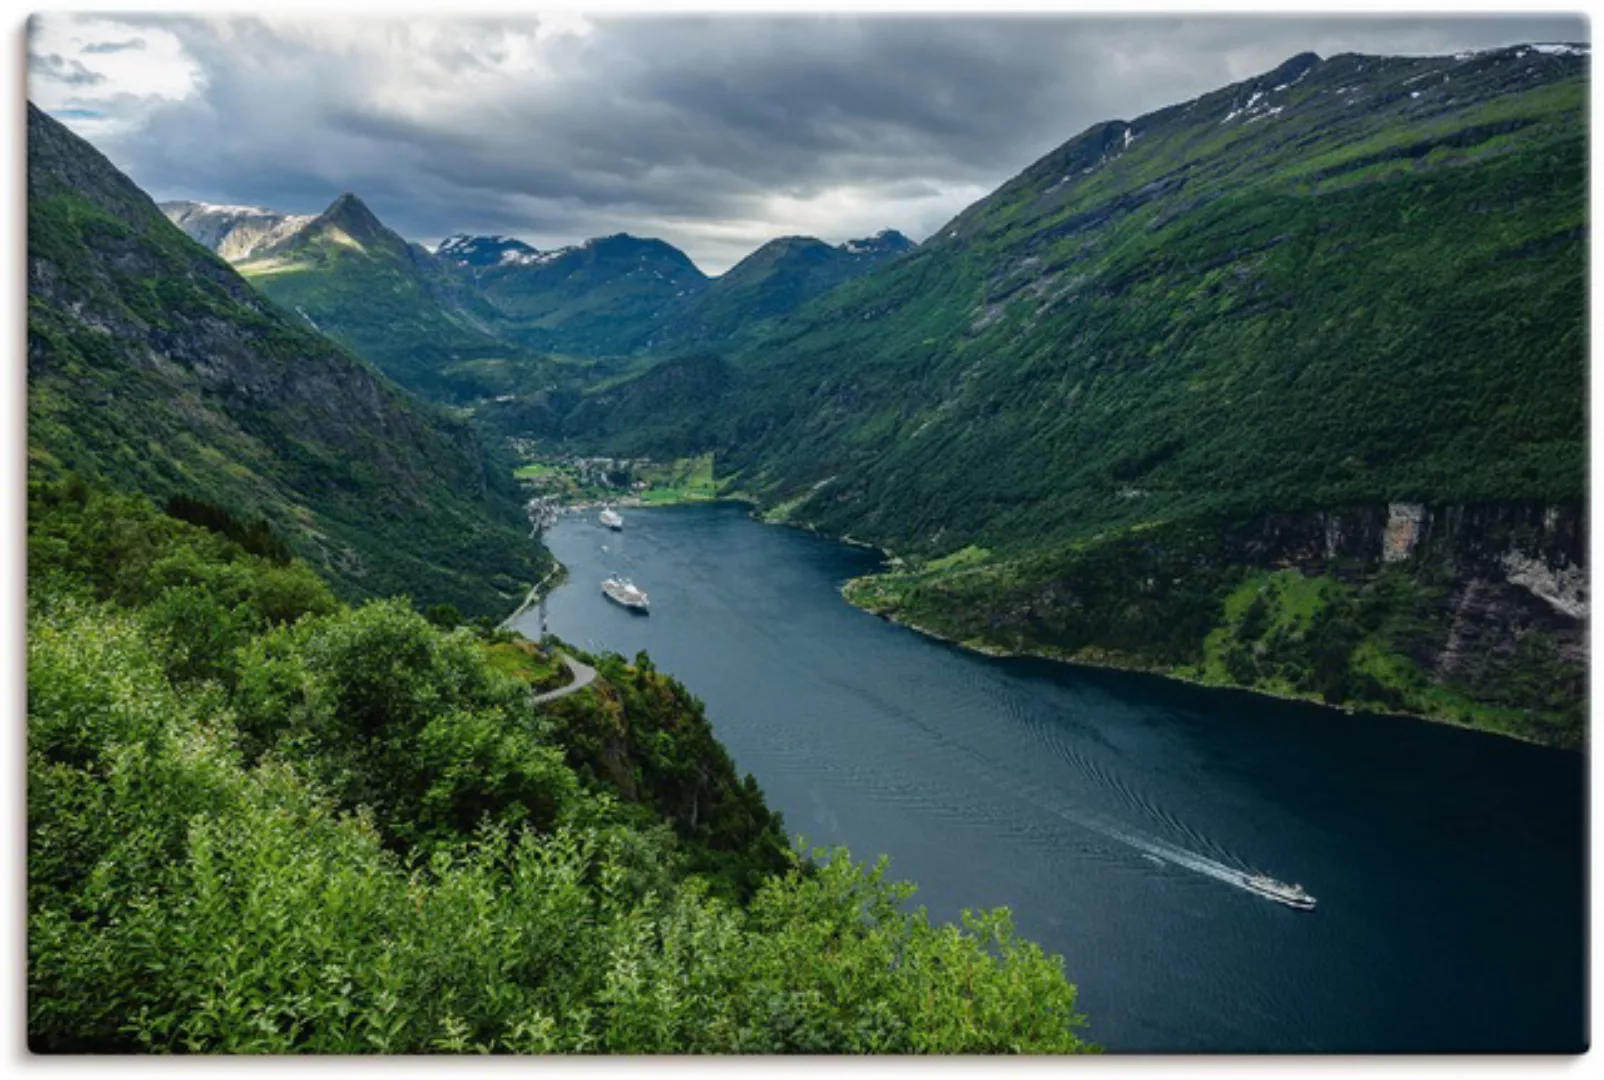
28, 12, 1588, 273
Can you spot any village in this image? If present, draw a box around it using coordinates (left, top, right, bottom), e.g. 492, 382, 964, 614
506, 448, 720, 535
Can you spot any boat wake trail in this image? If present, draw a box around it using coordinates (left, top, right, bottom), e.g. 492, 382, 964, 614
820, 669, 1272, 898
1088, 817, 1259, 892
941, 740, 1268, 896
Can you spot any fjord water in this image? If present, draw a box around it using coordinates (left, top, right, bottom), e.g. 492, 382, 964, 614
517, 503, 1585, 1052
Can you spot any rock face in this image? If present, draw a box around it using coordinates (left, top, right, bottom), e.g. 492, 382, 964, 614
160, 200, 314, 261
436, 234, 541, 269
1383, 503, 1428, 562
1220, 501, 1587, 739
1237, 502, 1586, 583
1502, 550, 1588, 618
840, 229, 916, 259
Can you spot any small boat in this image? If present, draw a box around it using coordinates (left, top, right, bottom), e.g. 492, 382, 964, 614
601, 576, 649, 613
599, 508, 624, 531
1243, 874, 1316, 911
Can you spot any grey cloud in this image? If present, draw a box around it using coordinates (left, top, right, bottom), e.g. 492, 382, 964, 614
30, 52, 106, 87
62, 14, 1589, 272
82, 38, 147, 54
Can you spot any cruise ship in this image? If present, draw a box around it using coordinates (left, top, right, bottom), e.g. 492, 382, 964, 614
1243, 874, 1316, 911
601, 576, 649, 613
599, 507, 623, 530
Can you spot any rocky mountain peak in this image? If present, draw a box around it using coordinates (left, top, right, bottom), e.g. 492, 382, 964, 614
436, 233, 541, 268
841, 229, 915, 256
316, 192, 389, 242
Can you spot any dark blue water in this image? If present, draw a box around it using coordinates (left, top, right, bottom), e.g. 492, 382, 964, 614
516, 503, 1587, 1053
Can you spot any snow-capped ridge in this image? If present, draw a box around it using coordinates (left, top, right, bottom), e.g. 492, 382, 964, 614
1529, 42, 1588, 56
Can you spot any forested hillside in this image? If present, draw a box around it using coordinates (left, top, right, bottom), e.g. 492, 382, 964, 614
554, 46, 1590, 742
27, 476, 1092, 1053
632, 231, 915, 354
27, 105, 542, 617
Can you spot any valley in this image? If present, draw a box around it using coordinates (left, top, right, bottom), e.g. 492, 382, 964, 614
156, 42, 1588, 747
26, 22, 1589, 1056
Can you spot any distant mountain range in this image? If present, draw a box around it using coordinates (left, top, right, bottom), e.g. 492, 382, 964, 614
221, 192, 558, 405
162, 199, 917, 362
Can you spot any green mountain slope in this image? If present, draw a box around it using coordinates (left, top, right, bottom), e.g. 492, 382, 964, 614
560, 46, 1590, 742
27, 104, 544, 616
233, 194, 559, 403
638, 231, 915, 353
460, 232, 711, 356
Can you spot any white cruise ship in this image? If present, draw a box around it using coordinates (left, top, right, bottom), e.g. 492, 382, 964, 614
601, 576, 649, 613
1243, 874, 1316, 911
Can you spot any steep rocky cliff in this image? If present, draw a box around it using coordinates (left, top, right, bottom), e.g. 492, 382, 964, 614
161, 200, 315, 261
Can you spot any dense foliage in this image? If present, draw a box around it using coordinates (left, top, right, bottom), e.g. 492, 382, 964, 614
27, 105, 543, 618
28, 477, 1093, 1054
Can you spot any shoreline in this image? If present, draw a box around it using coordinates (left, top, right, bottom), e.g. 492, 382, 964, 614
837, 575, 1558, 750
735, 494, 1559, 749
505, 491, 1562, 750
499, 561, 567, 631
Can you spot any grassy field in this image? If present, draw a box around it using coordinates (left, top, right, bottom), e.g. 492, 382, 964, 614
510, 453, 721, 507
636, 454, 718, 503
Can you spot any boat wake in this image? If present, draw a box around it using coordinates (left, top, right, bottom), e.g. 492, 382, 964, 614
1091, 818, 1263, 894
818, 668, 1287, 902
995, 771, 1268, 894
1004, 775, 1314, 907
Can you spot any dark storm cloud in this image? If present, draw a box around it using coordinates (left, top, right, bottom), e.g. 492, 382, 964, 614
43, 13, 1590, 272
82, 38, 147, 54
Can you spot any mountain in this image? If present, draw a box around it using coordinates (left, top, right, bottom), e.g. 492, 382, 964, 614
27, 103, 545, 616
557, 46, 1589, 744
160, 199, 315, 261
184, 200, 910, 377
840, 229, 916, 259
635, 230, 916, 352
435, 232, 541, 268
462, 232, 711, 356
557, 352, 736, 456
231, 193, 558, 403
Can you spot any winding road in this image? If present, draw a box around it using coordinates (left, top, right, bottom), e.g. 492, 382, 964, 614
530, 652, 598, 704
